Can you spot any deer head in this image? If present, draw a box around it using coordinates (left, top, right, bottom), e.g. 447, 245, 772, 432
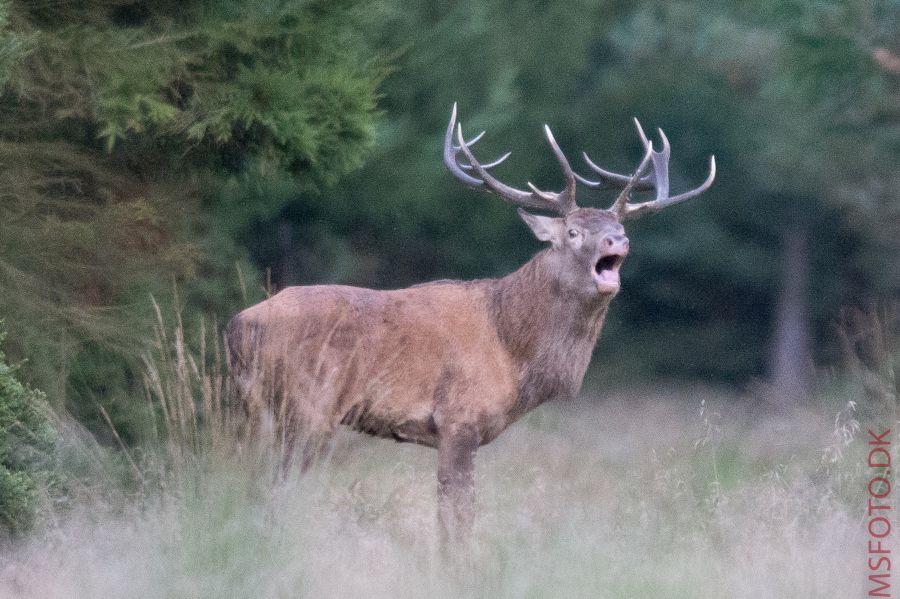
444, 104, 715, 298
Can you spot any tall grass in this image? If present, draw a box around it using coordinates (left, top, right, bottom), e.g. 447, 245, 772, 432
141, 300, 237, 476
1, 307, 894, 598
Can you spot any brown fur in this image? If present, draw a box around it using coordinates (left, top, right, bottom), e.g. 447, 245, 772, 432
226, 206, 626, 537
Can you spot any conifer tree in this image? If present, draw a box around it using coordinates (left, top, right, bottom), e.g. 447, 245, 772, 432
0, 0, 386, 433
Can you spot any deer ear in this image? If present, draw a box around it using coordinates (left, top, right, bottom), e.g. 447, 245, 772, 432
517, 208, 564, 247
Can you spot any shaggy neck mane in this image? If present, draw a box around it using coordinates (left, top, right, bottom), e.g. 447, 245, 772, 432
489, 249, 612, 414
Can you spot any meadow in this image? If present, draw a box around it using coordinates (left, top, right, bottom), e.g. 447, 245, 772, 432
0, 3, 896, 597
0, 374, 873, 598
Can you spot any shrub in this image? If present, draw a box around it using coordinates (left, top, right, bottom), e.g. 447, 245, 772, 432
0, 323, 57, 535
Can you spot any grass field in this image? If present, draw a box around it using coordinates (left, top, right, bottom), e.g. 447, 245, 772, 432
0, 382, 873, 599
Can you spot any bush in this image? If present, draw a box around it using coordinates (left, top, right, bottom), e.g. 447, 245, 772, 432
0, 324, 57, 535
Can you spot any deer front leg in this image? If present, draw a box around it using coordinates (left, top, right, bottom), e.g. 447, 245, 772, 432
437, 426, 480, 542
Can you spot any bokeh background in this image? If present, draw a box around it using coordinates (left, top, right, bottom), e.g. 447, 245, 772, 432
2, 1, 899, 443
0, 2, 898, 595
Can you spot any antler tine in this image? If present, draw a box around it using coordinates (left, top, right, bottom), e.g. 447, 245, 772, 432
576, 153, 655, 190
576, 116, 715, 221
613, 121, 716, 220
444, 105, 714, 220
577, 120, 657, 191
444, 103, 511, 183
459, 151, 511, 171
444, 104, 579, 216
609, 143, 655, 217
444, 103, 482, 186
455, 123, 565, 213
648, 126, 671, 202
531, 125, 577, 214
617, 155, 716, 221
669, 155, 715, 201
454, 129, 485, 149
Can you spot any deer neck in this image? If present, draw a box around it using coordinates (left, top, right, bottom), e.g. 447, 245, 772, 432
490, 249, 612, 413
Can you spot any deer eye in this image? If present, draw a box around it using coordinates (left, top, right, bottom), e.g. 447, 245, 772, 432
567, 228, 580, 239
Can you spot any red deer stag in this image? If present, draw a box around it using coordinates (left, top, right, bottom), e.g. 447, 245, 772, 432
226, 104, 715, 537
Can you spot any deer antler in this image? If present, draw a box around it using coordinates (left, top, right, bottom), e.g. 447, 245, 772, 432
444, 103, 578, 216
445, 105, 715, 220
578, 118, 716, 221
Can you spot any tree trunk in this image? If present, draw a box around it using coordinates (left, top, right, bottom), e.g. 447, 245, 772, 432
275, 219, 297, 288
769, 227, 812, 405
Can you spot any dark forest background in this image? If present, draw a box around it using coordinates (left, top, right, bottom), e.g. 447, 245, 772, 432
0, 0, 898, 444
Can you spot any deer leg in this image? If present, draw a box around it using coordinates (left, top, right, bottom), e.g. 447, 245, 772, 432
437, 426, 481, 542
279, 420, 330, 477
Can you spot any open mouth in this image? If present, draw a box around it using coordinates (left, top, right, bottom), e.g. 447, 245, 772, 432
593, 254, 625, 293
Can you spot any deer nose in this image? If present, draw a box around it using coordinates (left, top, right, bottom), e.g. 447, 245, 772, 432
602, 234, 629, 255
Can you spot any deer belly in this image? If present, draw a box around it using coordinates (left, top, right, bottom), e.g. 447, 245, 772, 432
339, 401, 438, 448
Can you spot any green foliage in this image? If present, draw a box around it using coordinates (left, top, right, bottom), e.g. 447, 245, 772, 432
594, 0, 900, 375
1, 0, 899, 438
0, 1, 29, 87
290, 0, 900, 382
0, 0, 387, 432
77, 0, 384, 181
0, 323, 58, 535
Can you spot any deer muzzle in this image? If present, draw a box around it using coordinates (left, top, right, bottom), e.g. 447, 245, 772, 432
594, 234, 628, 294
